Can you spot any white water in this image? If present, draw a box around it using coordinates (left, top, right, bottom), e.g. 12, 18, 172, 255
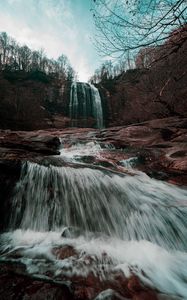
7, 161, 187, 252
120, 157, 139, 169
90, 83, 104, 129
69, 82, 103, 128
60, 141, 103, 163
1, 230, 187, 298
69, 82, 78, 123
1, 149, 187, 298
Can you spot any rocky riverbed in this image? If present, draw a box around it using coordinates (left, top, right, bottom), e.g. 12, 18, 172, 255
0, 116, 186, 300
0, 116, 186, 182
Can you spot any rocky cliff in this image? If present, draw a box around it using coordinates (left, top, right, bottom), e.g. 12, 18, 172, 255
98, 26, 187, 127
0, 70, 71, 130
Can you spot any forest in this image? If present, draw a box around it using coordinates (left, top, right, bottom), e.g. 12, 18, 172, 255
0, 1, 187, 300
0, 31, 75, 81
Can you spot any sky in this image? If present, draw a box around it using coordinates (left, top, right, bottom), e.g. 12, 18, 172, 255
0, 0, 103, 81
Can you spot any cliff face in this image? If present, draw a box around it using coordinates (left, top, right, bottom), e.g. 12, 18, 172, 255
0, 27, 186, 130
0, 70, 71, 130
99, 27, 187, 127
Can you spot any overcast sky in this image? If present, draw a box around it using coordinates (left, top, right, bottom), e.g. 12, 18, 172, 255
0, 0, 103, 81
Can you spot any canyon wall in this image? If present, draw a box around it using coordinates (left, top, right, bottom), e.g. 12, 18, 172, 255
0, 27, 186, 130
98, 26, 187, 127
0, 70, 71, 130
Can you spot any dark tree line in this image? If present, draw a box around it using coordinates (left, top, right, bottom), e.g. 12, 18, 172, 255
89, 59, 129, 84
0, 32, 76, 81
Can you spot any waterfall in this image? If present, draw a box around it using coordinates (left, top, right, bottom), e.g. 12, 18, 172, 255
69, 82, 78, 127
9, 161, 187, 252
90, 84, 103, 129
69, 82, 103, 128
1, 159, 187, 299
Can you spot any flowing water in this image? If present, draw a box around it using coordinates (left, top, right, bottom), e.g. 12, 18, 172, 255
0, 142, 187, 299
69, 82, 103, 128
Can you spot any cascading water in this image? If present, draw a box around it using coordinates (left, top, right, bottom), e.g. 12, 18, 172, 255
90, 84, 103, 129
1, 143, 187, 299
69, 82, 103, 128
8, 161, 187, 252
69, 82, 78, 124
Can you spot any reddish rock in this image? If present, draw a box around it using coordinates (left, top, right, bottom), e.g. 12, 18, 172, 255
52, 245, 77, 260
133, 291, 158, 300
128, 276, 158, 300
0, 267, 73, 300
0, 117, 186, 209
0, 249, 164, 300
100, 28, 187, 128
128, 276, 143, 293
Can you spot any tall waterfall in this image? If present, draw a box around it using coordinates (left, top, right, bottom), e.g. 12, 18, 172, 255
69, 82, 103, 128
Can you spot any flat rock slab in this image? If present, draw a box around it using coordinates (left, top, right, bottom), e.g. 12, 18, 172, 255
0, 117, 186, 185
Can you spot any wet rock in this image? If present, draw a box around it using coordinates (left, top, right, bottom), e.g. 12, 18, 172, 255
128, 276, 158, 300
158, 295, 181, 300
52, 245, 77, 260
0, 263, 73, 300
94, 289, 129, 300
133, 291, 158, 300
0, 116, 185, 184
0, 251, 164, 300
128, 276, 143, 293
0, 159, 21, 231
22, 282, 72, 300
60, 227, 83, 239
160, 128, 174, 141
0, 117, 186, 232
0, 131, 60, 155
97, 117, 187, 185
76, 155, 96, 164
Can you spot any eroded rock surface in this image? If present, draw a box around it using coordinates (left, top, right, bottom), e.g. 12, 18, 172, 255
0, 117, 186, 184
0, 118, 186, 299
0, 245, 159, 300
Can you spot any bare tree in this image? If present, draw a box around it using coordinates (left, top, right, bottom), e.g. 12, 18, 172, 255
0, 32, 9, 67
89, 58, 130, 83
0, 32, 76, 81
92, 0, 187, 59
18, 45, 31, 71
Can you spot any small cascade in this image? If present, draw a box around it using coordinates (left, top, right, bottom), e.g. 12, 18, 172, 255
69, 82, 103, 128
1, 158, 187, 299
8, 161, 187, 252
